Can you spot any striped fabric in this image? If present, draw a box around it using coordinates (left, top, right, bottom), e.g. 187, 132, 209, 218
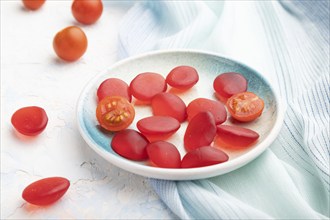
118, 1, 330, 219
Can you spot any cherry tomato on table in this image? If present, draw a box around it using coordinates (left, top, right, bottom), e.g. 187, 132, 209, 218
22, 177, 70, 206
226, 91, 264, 122
97, 78, 132, 102
22, 0, 45, 10
146, 141, 181, 168
96, 96, 135, 132
53, 26, 88, 62
11, 106, 48, 136
72, 0, 103, 25
166, 65, 199, 90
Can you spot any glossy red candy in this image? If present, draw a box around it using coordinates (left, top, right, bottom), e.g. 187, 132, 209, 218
213, 72, 247, 103
11, 106, 48, 136
130, 72, 167, 102
111, 129, 149, 161
216, 125, 259, 149
151, 92, 187, 122
97, 78, 131, 102
181, 146, 229, 168
146, 141, 181, 168
186, 98, 226, 125
184, 111, 216, 152
166, 65, 199, 90
22, 177, 70, 206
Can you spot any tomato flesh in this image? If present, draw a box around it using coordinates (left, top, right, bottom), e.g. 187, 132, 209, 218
72, 0, 103, 25
96, 96, 135, 131
151, 92, 187, 122
97, 78, 131, 102
181, 146, 229, 168
146, 141, 181, 168
213, 72, 247, 103
184, 111, 216, 152
22, 0, 45, 10
22, 177, 70, 206
226, 91, 264, 122
53, 26, 88, 62
186, 98, 226, 125
215, 125, 259, 149
130, 72, 167, 102
166, 66, 199, 90
111, 129, 149, 160
11, 106, 48, 136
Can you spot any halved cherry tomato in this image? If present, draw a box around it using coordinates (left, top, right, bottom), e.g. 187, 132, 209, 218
96, 96, 135, 131
215, 125, 259, 149
71, 0, 103, 25
22, 177, 70, 206
226, 92, 264, 122
184, 111, 216, 152
97, 78, 131, 102
146, 141, 181, 168
186, 98, 227, 125
213, 72, 247, 103
22, 0, 45, 10
137, 116, 180, 142
11, 106, 48, 136
53, 26, 88, 62
181, 146, 229, 168
151, 92, 187, 122
166, 66, 199, 90
111, 129, 149, 160
130, 72, 167, 102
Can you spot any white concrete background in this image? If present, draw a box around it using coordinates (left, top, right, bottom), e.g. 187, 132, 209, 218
1, 1, 175, 219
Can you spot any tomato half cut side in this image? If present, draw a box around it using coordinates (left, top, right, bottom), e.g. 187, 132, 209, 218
181, 146, 229, 168
111, 129, 149, 161
213, 72, 247, 103
22, 177, 70, 206
226, 92, 264, 122
166, 66, 199, 90
130, 72, 167, 102
97, 78, 131, 102
96, 96, 135, 131
146, 141, 181, 168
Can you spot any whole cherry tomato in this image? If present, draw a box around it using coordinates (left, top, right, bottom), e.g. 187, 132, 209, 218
71, 0, 103, 25
22, 0, 45, 10
226, 91, 264, 122
22, 177, 70, 206
97, 78, 132, 102
146, 141, 181, 168
96, 96, 135, 132
166, 66, 199, 90
11, 106, 48, 136
53, 26, 88, 62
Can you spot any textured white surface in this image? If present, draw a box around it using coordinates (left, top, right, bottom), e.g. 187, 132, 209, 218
1, 1, 175, 219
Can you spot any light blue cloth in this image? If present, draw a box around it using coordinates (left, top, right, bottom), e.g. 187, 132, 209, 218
117, 1, 330, 219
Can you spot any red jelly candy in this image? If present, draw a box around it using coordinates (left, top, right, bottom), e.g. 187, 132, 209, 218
181, 146, 229, 168
111, 129, 149, 161
166, 65, 199, 90
97, 78, 131, 102
146, 141, 181, 168
151, 92, 187, 122
186, 98, 226, 125
184, 111, 216, 152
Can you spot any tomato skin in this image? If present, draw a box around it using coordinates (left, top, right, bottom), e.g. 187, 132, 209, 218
184, 111, 216, 152
111, 129, 149, 161
97, 78, 132, 102
53, 26, 88, 62
226, 91, 264, 122
22, 0, 45, 10
22, 177, 70, 206
151, 92, 187, 122
166, 66, 199, 90
213, 72, 247, 103
215, 125, 259, 149
11, 106, 48, 136
186, 98, 227, 125
96, 96, 135, 131
181, 146, 229, 168
146, 141, 181, 168
72, 0, 103, 25
130, 72, 167, 102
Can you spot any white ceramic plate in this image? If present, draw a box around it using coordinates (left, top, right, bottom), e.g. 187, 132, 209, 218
77, 50, 284, 180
